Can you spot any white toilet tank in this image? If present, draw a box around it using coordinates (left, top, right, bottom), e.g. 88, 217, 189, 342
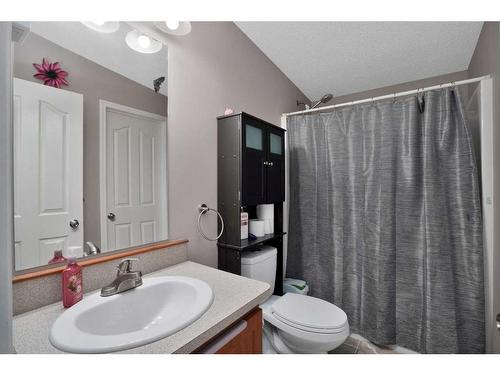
240, 246, 277, 291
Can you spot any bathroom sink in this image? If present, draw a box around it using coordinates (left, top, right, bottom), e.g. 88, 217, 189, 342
49, 276, 214, 353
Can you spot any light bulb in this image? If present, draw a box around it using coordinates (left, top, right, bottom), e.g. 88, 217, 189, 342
165, 21, 180, 30
82, 21, 120, 33
137, 35, 151, 48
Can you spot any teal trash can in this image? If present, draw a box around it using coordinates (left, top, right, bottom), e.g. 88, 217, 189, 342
283, 278, 309, 295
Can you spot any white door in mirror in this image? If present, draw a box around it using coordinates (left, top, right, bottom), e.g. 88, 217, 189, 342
49, 276, 214, 353
13, 78, 84, 270
102, 104, 167, 251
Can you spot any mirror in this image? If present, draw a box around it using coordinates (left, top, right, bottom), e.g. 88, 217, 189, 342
12, 22, 169, 272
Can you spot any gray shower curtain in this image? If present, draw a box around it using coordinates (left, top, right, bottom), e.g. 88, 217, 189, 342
286, 89, 484, 353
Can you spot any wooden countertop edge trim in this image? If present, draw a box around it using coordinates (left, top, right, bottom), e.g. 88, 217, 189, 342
13, 239, 189, 283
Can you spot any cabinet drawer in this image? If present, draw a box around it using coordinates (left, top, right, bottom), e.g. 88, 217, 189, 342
194, 308, 262, 354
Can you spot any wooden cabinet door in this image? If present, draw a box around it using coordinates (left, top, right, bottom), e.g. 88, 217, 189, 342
266, 127, 285, 203
215, 308, 262, 354
194, 308, 263, 354
241, 115, 267, 206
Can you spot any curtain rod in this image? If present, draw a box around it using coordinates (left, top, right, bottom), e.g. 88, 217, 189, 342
283, 75, 491, 117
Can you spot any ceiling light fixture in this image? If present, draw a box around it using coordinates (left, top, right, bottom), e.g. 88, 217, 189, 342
81, 21, 120, 33
137, 35, 151, 48
154, 21, 192, 36
165, 21, 180, 30
125, 30, 162, 54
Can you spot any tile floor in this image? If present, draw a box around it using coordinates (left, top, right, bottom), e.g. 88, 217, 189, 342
329, 334, 415, 354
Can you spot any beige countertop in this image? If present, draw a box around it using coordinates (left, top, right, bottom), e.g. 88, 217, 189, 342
13, 261, 272, 354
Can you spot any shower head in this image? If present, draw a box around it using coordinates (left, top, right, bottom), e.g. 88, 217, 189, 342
310, 93, 333, 109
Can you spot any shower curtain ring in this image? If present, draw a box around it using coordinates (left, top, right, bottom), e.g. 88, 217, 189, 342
416, 87, 422, 99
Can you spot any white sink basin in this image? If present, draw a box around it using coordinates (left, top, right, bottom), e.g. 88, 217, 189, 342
49, 276, 214, 353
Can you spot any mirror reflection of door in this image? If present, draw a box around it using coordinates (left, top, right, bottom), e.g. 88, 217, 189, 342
13, 78, 84, 270
100, 101, 167, 252
12, 22, 169, 273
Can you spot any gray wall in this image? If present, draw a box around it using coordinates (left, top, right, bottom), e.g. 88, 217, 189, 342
13, 33, 168, 249
165, 22, 308, 266
329, 70, 468, 105
0, 22, 14, 353
468, 21, 500, 353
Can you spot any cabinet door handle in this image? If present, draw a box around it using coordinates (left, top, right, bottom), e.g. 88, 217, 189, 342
269, 161, 273, 166
263, 161, 268, 165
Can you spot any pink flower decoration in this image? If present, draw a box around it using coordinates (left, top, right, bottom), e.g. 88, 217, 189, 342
33, 58, 69, 88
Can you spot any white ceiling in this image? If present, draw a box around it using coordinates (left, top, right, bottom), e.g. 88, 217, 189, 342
236, 22, 483, 101
30, 22, 168, 95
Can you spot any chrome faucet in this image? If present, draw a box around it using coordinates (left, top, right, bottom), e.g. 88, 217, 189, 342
100, 258, 143, 297
84, 241, 101, 257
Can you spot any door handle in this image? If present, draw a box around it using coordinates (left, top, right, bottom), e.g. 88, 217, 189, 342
69, 219, 80, 230
269, 161, 274, 166
107, 212, 116, 221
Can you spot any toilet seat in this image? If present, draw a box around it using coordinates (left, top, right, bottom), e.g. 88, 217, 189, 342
272, 313, 348, 334
270, 293, 348, 334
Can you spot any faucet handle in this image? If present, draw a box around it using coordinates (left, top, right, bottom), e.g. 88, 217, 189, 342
117, 258, 139, 274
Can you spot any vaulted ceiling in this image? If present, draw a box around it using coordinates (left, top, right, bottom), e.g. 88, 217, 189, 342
236, 22, 483, 100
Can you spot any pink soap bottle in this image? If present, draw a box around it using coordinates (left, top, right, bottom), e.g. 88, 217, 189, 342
62, 257, 83, 308
48, 249, 67, 265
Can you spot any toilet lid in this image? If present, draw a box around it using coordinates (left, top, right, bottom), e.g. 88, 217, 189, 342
271, 293, 347, 331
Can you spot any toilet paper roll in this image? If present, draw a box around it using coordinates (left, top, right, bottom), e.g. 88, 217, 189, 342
257, 204, 274, 220
257, 204, 274, 234
249, 219, 265, 237
264, 218, 273, 234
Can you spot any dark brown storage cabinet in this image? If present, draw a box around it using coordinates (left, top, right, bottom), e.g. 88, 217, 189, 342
241, 114, 285, 205
217, 112, 285, 295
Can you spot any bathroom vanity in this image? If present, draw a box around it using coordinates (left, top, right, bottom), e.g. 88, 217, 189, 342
13, 261, 272, 354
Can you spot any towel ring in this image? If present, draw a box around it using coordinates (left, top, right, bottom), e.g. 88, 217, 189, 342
197, 204, 224, 241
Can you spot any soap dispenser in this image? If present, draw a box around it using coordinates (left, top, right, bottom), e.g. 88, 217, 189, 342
48, 249, 67, 265
62, 246, 83, 308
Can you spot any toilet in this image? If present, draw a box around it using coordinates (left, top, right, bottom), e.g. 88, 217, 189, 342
241, 246, 349, 354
